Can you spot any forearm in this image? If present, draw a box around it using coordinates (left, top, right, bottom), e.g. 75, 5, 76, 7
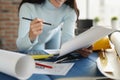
16, 33, 39, 51
16, 34, 33, 51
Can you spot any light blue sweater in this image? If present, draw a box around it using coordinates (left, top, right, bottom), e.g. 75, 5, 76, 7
16, 0, 77, 51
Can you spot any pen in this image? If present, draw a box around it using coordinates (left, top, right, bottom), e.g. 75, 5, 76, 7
54, 57, 68, 63
35, 62, 53, 69
59, 58, 80, 63
55, 55, 81, 63
22, 17, 52, 26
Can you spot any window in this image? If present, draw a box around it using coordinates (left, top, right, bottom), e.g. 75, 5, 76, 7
77, 0, 120, 26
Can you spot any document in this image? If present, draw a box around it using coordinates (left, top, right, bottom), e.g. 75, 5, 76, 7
59, 26, 115, 57
0, 49, 35, 80
34, 61, 74, 75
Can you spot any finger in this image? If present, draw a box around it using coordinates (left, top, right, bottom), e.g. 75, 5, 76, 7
76, 48, 93, 53
30, 19, 43, 34
77, 50, 89, 57
33, 30, 43, 35
31, 18, 43, 25
76, 49, 92, 57
81, 51, 91, 57
31, 22, 43, 30
31, 26, 43, 35
81, 48, 93, 53
81, 53, 89, 57
88, 45, 93, 50
75, 50, 87, 57
30, 28, 42, 36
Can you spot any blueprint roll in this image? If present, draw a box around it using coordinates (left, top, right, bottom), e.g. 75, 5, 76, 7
0, 49, 35, 80
110, 31, 120, 56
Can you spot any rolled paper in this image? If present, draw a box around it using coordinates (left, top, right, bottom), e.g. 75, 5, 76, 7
0, 49, 35, 80
110, 32, 120, 56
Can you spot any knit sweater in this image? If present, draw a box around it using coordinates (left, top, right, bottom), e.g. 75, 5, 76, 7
16, 0, 77, 51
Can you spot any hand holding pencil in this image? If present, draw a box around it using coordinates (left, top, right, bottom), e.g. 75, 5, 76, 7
29, 18, 44, 41
22, 17, 52, 42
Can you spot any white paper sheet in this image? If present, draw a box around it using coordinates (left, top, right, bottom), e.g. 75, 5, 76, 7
110, 31, 120, 57
45, 49, 60, 55
0, 49, 35, 80
60, 26, 115, 57
34, 61, 74, 75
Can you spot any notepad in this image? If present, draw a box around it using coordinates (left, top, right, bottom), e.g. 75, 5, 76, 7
35, 61, 74, 75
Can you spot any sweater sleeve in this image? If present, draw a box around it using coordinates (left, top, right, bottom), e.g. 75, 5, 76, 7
61, 10, 77, 44
16, 3, 38, 51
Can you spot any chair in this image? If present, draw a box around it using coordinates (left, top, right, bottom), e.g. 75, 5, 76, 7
75, 19, 93, 35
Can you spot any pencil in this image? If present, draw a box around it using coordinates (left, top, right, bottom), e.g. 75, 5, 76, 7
35, 62, 53, 69
30, 54, 59, 59
31, 54, 54, 59
22, 17, 52, 26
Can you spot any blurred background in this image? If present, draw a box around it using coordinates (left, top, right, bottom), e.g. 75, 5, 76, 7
0, 0, 22, 51
0, 0, 119, 51
77, 0, 120, 26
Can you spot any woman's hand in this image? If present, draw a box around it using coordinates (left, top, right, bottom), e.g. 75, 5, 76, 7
29, 18, 43, 42
75, 45, 93, 57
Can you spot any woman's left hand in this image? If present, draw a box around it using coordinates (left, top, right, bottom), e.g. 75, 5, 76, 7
75, 45, 93, 57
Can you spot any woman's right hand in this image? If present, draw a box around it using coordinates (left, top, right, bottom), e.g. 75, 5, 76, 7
29, 18, 43, 42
